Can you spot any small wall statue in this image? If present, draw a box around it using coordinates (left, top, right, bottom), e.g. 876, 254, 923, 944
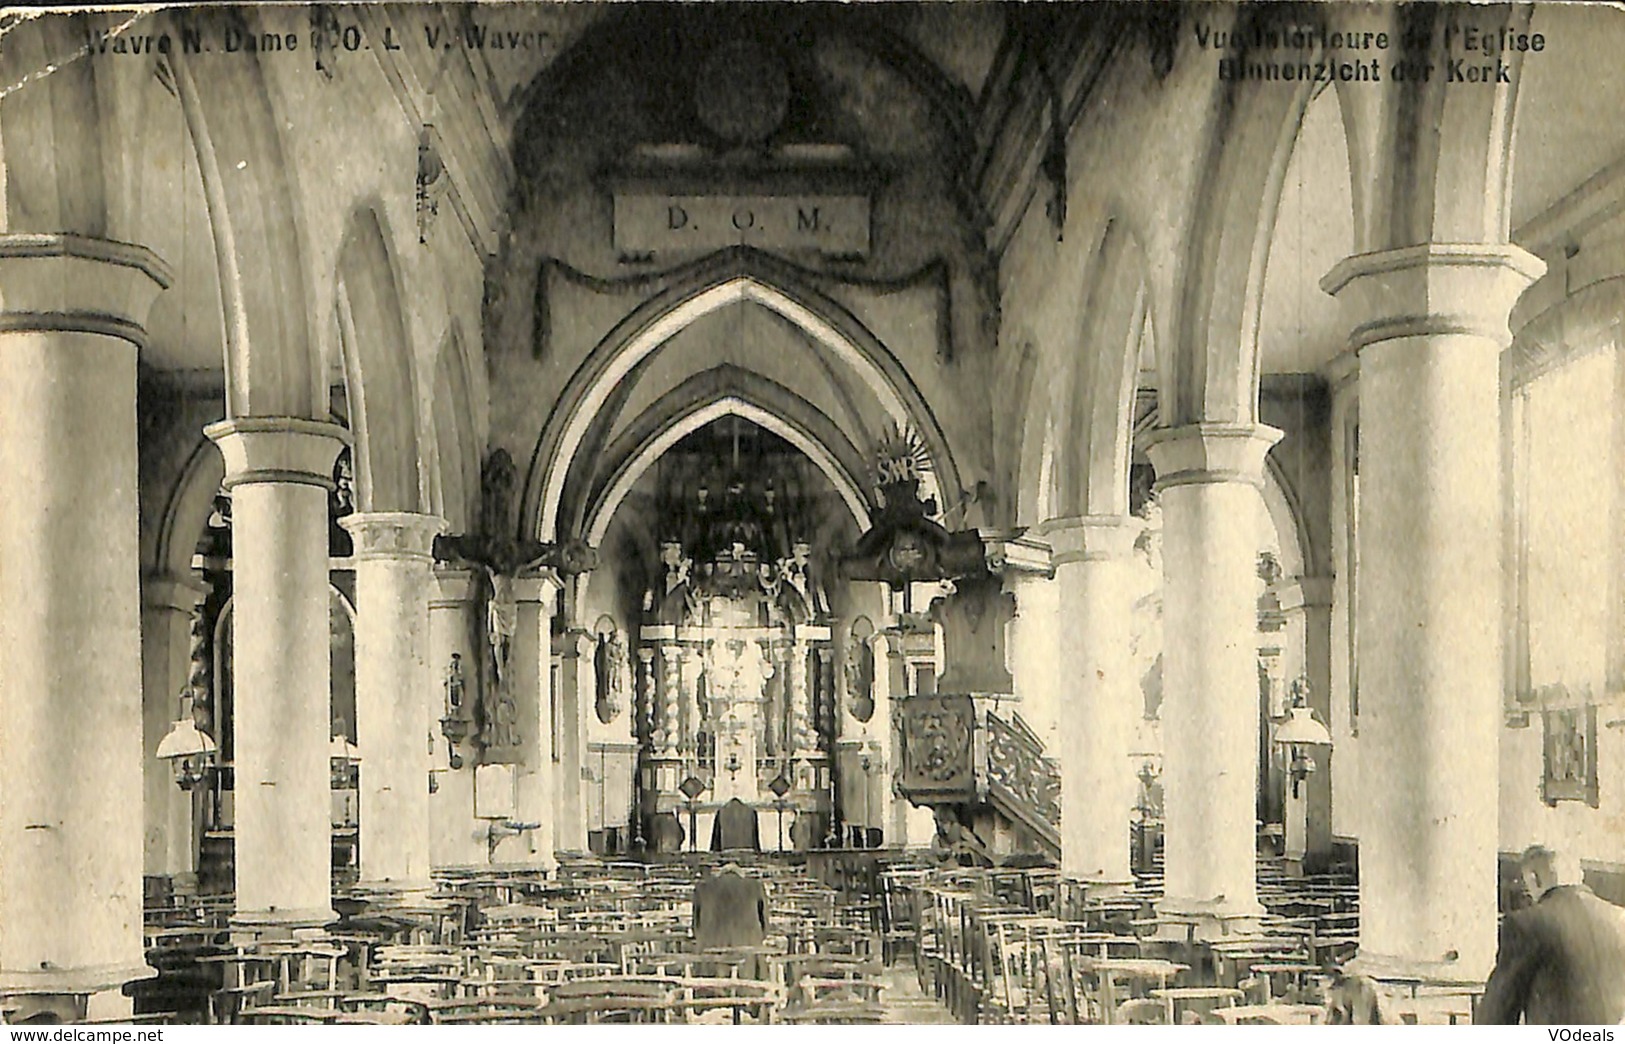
594, 617, 631, 725
846, 615, 876, 723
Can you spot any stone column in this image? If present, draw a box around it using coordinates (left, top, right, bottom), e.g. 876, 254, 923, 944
788, 639, 811, 753
427, 568, 482, 868
0, 236, 169, 1008
555, 630, 594, 854
873, 630, 907, 845
1323, 244, 1543, 980
141, 574, 209, 882
1143, 424, 1282, 934
1005, 567, 1060, 753
340, 513, 445, 892
658, 643, 682, 756
1276, 577, 1335, 872
206, 417, 350, 929
1045, 516, 1141, 888
507, 575, 561, 871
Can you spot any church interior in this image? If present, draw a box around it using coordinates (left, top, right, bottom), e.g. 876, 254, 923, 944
2, 0, 1623, 1026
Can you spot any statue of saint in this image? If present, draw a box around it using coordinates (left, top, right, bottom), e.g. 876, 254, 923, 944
776, 540, 827, 623
646, 540, 697, 624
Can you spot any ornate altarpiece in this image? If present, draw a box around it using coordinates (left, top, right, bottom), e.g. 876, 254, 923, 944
631, 432, 839, 845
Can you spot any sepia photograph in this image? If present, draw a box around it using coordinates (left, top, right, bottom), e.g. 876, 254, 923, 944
0, 0, 1622, 1029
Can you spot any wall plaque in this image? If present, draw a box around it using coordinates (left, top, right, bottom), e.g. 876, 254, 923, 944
1541, 705, 1600, 807
613, 193, 869, 257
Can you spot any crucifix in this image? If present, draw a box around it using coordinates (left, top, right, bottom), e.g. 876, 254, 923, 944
433, 449, 598, 761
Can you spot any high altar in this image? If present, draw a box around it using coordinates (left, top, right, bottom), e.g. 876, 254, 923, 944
633, 453, 837, 849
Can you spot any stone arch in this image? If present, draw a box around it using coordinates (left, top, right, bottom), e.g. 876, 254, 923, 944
1014, 217, 1153, 525
429, 324, 480, 534
1013, 339, 1057, 529
334, 205, 423, 513
0, 14, 111, 236
148, 437, 225, 580
1161, 17, 1320, 427
1073, 221, 1153, 518
1261, 456, 1308, 583
521, 247, 963, 542
579, 369, 875, 546
1333, 4, 1529, 252
168, 9, 323, 419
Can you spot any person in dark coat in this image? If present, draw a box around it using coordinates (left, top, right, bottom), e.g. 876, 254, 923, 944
692, 863, 768, 951
1477, 845, 1625, 1025
710, 797, 761, 852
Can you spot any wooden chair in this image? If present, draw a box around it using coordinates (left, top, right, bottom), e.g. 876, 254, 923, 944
778, 1001, 885, 1024
1213, 1002, 1327, 1025
1115, 998, 1169, 1024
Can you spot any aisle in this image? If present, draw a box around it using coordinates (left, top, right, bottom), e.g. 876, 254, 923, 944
878, 960, 958, 1025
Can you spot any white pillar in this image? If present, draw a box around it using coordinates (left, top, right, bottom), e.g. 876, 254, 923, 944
1144, 424, 1281, 933
1277, 577, 1335, 871
1006, 572, 1060, 752
556, 630, 593, 854
427, 568, 483, 868
1323, 244, 1542, 980
0, 237, 169, 1007
206, 417, 350, 929
503, 575, 561, 870
141, 575, 208, 882
1045, 517, 1140, 887
340, 512, 445, 892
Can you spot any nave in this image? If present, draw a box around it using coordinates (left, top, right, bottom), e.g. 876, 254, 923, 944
112, 849, 1422, 1027
5, 0, 1625, 1028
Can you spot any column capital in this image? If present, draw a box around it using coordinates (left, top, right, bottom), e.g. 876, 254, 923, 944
0, 233, 172, 349
562, 627, 595, 658
338, 512, 447, 561
1143, 424, 1282, 491
141, 573, 207, 614
981, 529, 1053, 577
432, 566, 478, 606
1320, 349, 1359, 392
204, 417, 350, 490
1274, 575, 1334, 612
1321, 243, 1546, 352
512, 573, 562, 605
1037, 514, 1142, 565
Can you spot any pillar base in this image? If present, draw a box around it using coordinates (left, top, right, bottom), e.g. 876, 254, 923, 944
356, 878, 434, 902
0, 961, 155, 997
1073, 875, 1137, 899
230, 907, 337, 940
1344, 950, 1486, 987
1342, 952, 1488, 1024
487, 858, 556, 877
1154, 897, 1266, 942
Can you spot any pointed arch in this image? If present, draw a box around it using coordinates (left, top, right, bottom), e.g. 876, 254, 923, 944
168, 11, 322, 419
577, 365, 874, 545
149, 436, 226, 579
1074, 221, 1152, 518
335, 206, 422, 513
1014, 217, 1153, 525
429, 324, 480, 534
1162, 18, 1319, 427
521, 247, 962, 543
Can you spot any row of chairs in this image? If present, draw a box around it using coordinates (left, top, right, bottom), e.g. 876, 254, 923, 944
205, 855, 897, 1025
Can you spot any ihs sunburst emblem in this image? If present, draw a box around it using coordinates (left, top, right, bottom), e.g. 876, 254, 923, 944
872, 421, 931, 488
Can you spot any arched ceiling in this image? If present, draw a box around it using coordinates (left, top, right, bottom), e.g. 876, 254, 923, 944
95, 3, 1625, 395
1511, 4, 1625, 231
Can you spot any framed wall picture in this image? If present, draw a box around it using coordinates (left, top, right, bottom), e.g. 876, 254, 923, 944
1542, 705, 1600, 808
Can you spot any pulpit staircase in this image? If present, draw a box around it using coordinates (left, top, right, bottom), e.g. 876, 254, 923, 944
894, 694, 1061, 864
983, 711, 1061, 860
